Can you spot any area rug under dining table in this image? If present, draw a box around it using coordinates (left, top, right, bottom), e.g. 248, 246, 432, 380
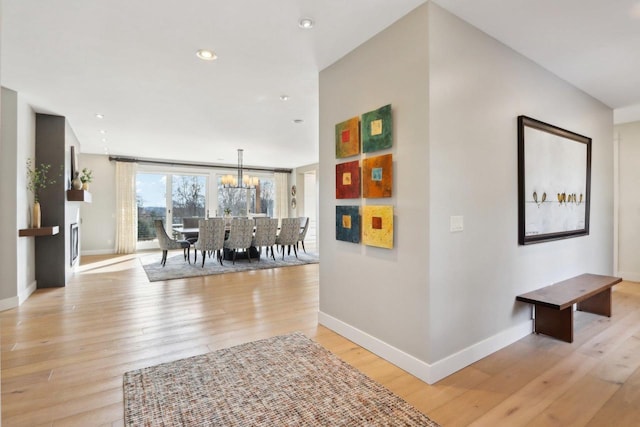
123, 332, 440, 426
140, 251, 319, 282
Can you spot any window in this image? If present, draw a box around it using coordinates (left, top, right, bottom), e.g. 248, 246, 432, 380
171, 174, 206, 225
137, 173, 167, 241
136, 172, 207, 243
217, 176, 275, 217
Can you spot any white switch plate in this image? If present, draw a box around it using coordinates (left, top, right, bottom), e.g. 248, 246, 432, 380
450, 215, 464, 232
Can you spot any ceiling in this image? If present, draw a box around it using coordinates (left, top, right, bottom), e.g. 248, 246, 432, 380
2, 0, 639, 169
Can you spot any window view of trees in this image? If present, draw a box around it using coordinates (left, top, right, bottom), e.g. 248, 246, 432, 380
137, 173, 166, 241
172, 175, 206, 225
136, 173, 206, 241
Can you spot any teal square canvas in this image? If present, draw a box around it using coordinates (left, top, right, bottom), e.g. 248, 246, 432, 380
336, 206, 361, 243
362, 104, 392, 153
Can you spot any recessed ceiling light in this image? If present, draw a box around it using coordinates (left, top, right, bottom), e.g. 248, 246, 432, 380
293, 119, 304, 124
99, 129, 107, 134
95, 113, 104, 119
280, 95, 289, 101
196, 49, 218, 61
298, 18, 314, 29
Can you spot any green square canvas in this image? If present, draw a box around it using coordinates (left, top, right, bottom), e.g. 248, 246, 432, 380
362, 104, 392, 153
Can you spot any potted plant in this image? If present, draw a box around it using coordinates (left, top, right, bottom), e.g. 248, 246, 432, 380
26, 158, 57, 228
80, 167, 93, 190
223, 207, 232, 225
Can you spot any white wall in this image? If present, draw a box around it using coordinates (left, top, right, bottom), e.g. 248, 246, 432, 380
319, 2, 614, 384
79, 154, 116, 254
614, 121, 640, 281
319, 2, 431, 366
292, 162, 319, 249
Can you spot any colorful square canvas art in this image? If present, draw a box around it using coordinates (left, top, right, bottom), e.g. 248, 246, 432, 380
336, 206, 361, 243
335, 117, 360, 158
362, 104, 392, 153
363, 154, 392, 198
336, 160, 361, 199
362, 205, 394, 249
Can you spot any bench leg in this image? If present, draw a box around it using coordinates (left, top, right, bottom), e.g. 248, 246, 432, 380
534, 305, 573, 343
577, 288, 611, 317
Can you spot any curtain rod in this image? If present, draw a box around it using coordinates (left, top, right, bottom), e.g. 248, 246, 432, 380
108, 155, 292, 174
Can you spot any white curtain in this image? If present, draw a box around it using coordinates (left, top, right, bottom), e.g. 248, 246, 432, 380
115, 161, 138, 254
274, 172, 289, 220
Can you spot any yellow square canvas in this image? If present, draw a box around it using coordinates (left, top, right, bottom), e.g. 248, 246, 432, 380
362, 205, 393, 249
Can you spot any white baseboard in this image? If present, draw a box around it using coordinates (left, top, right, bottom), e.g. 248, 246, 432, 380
81, 249, 116, 256
0, 296, 19, 312
428, 320, 533, 383
617, 271, 640, 283
18, 280, 37, 305
318, 311, 533, 384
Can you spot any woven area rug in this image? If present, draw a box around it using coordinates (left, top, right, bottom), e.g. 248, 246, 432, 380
140, 251, 319, 282
123, 332, 439, 426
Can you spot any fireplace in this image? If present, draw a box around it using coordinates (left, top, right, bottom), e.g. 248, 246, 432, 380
70, 223, 79, 266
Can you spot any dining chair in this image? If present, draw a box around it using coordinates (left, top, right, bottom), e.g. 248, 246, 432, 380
154, 219, 191, 267
223, 218, 255, 264
193, 218, 226, 267
182, 217, 203, 259
297, 217, 310, 253
275, 218, 300, 259
251, 217, 279, 261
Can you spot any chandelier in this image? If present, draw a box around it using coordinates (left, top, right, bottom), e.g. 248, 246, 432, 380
221, 149, 260, 188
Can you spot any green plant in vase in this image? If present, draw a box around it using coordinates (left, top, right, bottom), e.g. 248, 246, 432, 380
80, 167, 93, 190
26, 158, 57, 228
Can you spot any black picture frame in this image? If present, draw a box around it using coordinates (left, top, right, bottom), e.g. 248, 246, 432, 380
518, 116, 592, 245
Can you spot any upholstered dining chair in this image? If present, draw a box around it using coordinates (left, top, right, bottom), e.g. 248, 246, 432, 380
193, 218, 226, 267
181, 217, 202, 260
251, 217, 279, 261
297, 217, 310, 253
223, 218, 255, 264
275, 218, 300, 259
154, 219, 190, 267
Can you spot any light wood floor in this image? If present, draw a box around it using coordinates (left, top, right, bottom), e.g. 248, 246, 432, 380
2, 254, 640, 426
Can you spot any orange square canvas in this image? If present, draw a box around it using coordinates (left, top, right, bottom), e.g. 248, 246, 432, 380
363, 154, 392, 198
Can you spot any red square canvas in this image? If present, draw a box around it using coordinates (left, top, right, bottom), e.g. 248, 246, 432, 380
336, 160, 361, 199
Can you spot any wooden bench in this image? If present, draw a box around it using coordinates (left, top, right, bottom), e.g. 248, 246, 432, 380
516, 273, 622, 343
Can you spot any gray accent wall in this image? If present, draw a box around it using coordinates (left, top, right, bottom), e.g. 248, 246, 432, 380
0, 87, 37, 309
319, 2, 614, 381
0, 88, 19, 303
427, 4, 613, 363
319, 4, 431, 361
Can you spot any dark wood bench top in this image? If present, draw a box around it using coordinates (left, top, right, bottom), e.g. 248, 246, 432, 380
516, 273, 622, 310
